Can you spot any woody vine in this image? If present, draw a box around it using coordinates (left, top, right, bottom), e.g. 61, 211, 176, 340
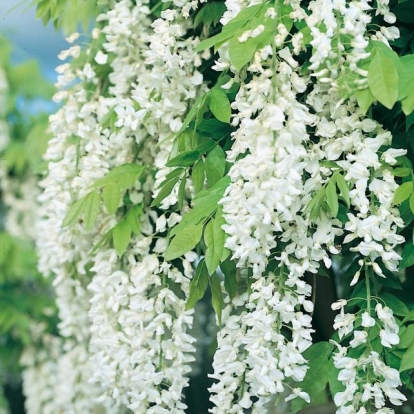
1, 0, 414, 413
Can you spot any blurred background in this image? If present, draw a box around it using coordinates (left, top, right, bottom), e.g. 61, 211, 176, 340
0, 0, 66, 81
0, 2, 64, 412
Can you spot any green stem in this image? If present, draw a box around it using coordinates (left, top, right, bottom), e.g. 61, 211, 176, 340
157, 273, 168, 370
271, 0, 280, 107
365, 263, 371, 316
365, 263, 373, 414
158, 342, 163, 370
247, 270, 252, 296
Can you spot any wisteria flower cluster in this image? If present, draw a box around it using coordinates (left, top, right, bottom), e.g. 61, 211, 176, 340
15, 0, 414, 413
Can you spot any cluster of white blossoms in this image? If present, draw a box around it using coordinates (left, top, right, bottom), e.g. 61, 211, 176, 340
213, 1, 339, 411
305, 35, 406, 414
306, 0, 399, 91
34, 49, 108, 411
33, 0, 204, 412
210, 277, 314, 413
21, 332, 64, 414
24, 0, 410, 412
87, 215, 197, 412
306, 82, 405, 274
333, 347, 406, 414
143, 2, 205, 209
306, 82, 406, 414
214, 0, 406, 413
331, 299, 406, 413
86, 1, 204, 412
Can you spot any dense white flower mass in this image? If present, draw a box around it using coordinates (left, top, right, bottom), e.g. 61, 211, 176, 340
20, 0, 410, 413
332, 343, 406, 413
213, 0, 406, 413
211, 2, 329, 411
33, 0, 203, 412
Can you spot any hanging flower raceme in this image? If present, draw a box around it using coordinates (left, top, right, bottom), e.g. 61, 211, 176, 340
144, 2, 205, 210
306, 50, 406, 414
28, 0, 414, 412
208, 1, 342, 411
36, 0, 206, 412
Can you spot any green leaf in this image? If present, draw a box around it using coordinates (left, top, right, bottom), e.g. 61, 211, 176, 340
204, 213, 227, 275
328, 357, 345, 397
399, 325, 414, 348
394, 181, 413, 204
215, 207, 230, 261
151, 169, 184, 207
400, 339, 414, 371
385, 349, 402, 372
280, 2, 293, 31
194, 2, 226, 27
298, 26, 312, 45
92, 164, 145, 189
336, 173, 350, 208
170, 176, 230, 237
112, 219, 131, 256
356, 88, 375, 115
83, 191, 101, 231
209, 272, 225, 325
195, 29, 235, 53
403, 309, 414, 324
320, 160, 340, 168
102, 182, 121, 214
407, 111, 414, 131
380, 293, 409, 317
391, 167, 411, 177
194, 139, 217, 155
204, 208, 231, 275
398, 55, 414, 101
368, 46, 399, 109
90, 228, 113, 256
224, 3, 266, 30
186, 259, 209, 310
161, 167, 185, 183
197, 118, 234, 141
195, 3, 266, 52
170, 198, 216, 237
221, 258, 238, 299
178, 94, 208, 134
400, 240, 414, 270
165, 225, 203, 261
176, 129, 198, 152
62, 194, 88, 227
192, 159, 205, 194
209, 88, 231, 123
166, 150, 200, 168
303, 342, 334, 392
400, 197, 414, 228
305, 187, 326, 221
326, 179, 339, 217
101, 106, 116, 130
402, 93, 414, 115
410, 192, 414, 214
126, 204, 143, 234
228, 36, 257, 72
205, 146, 226, 187
292, 342, 334, 412
178, 175, 187, 210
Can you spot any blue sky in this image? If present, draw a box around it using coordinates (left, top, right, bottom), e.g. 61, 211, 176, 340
0, 0, 67, 82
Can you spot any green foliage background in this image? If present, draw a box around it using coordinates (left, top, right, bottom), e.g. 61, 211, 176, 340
1, 0, 414, 412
